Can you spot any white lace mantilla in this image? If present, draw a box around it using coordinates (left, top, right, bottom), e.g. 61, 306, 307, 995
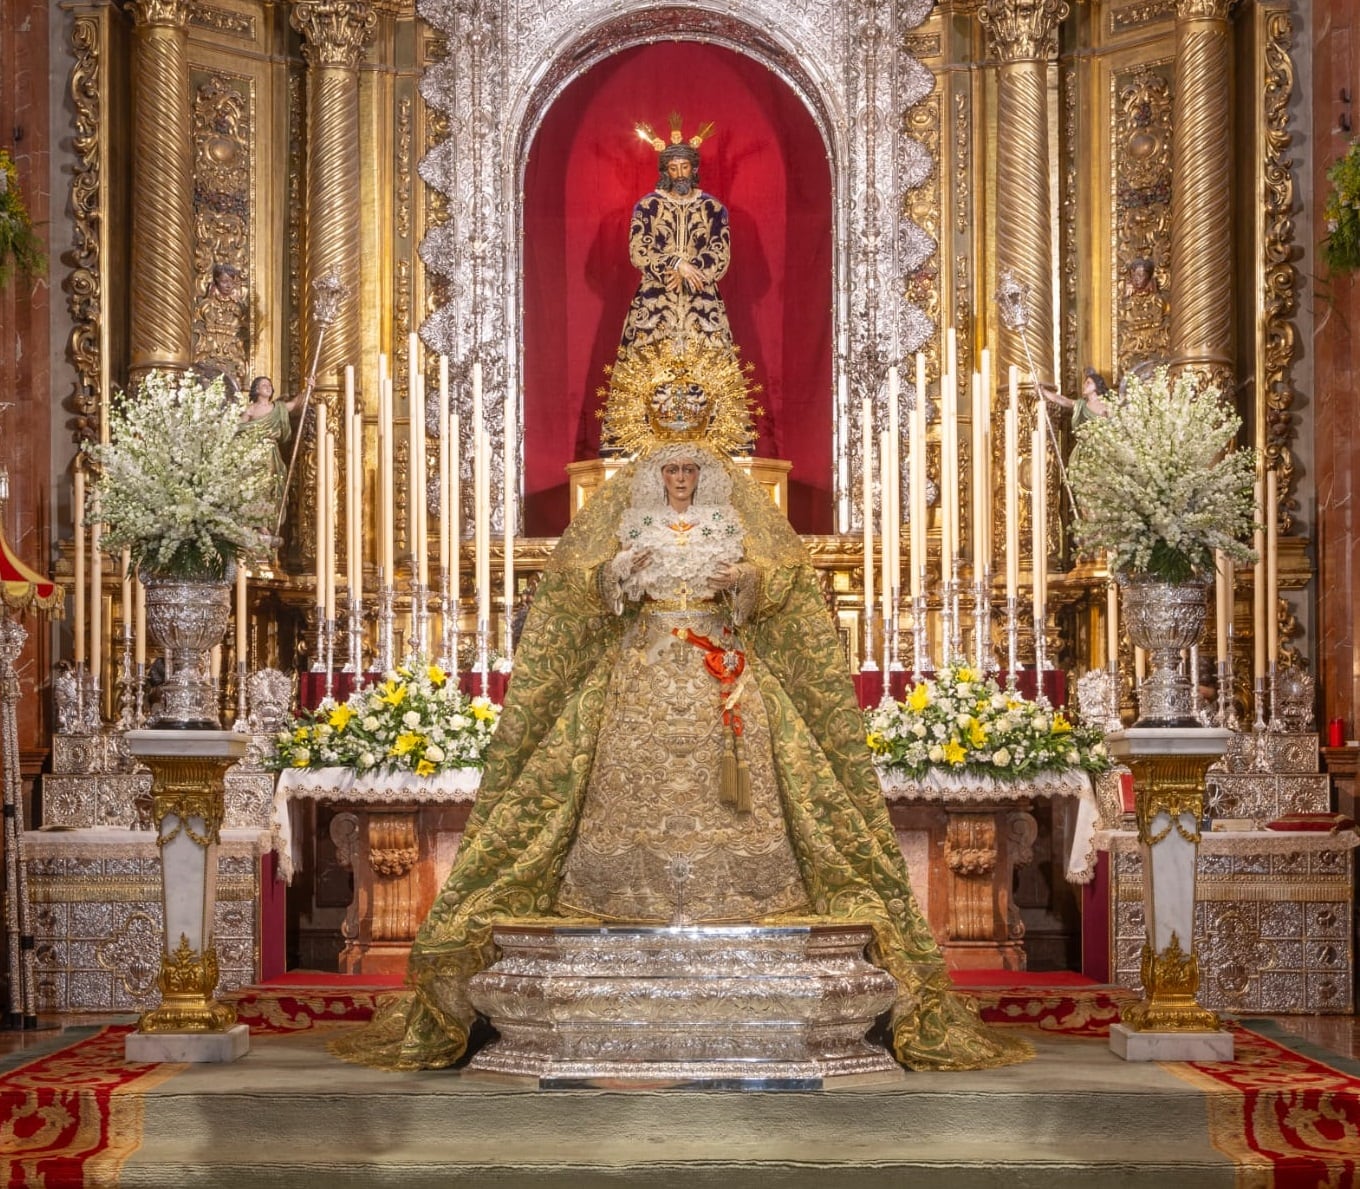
879, 767, 1102, 884
272, 767, 481, 883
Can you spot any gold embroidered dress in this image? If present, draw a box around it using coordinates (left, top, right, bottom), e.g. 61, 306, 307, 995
333, 346, 1030, 1075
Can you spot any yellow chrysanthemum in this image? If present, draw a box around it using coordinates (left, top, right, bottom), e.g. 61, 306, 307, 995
415, 758, 436, 777
328, 703, 354, 731
943, 739, 967, 765
907, 683, 931, 712
391, 731, 422, 756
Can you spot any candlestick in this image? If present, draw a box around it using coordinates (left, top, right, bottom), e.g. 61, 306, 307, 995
861, 397, 875, 666
344, 365, 357, 599
73, 467, 86, 667
438, 361, 452, 613
971, 371, 986, 579
940, 370, 957, 581
450, 410, 461, 641
1005, 594, 1020, 691
1030, 422, 1047, 661
1214, 548, 1230, 666
476, 427, 491, 633
377, 576, 396, 675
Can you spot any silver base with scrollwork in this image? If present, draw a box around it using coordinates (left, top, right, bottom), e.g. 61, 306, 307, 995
465, 923, 902, 1087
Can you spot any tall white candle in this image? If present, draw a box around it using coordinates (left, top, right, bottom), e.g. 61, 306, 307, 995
1030, 423, 1046, 625
350, 410, 364, 610
381, 378, 395, 583
861, 398, 875, 634
1252, 477, 1266, 683
90, 497, 102, 692
503, 389, 515, 645
413, 374, 429, 588
73, 467, 86, 666
1106, 575, 1119, 675
134, 576, 146, 668
1224, 549, 1234, 666
315, 402, 328, 611
344, 366, 357, 598
941, 370, 958, 576
439, 364, 452, 587
887, 366, 901, 601
449, 411, 461, 625
477, 428, 491, 630
1265, 468, 1279, 671
324, 426, 337, 623
235, 563, 248, 666
880, 427, 893, 638
1005, 367, 1020, 599
971, 372, 985, 577
120, 548, 132, 641
910, 353, 926, 598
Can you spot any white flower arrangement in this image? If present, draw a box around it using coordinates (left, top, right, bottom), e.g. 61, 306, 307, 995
268, 660, 500, 776
83, 369, 276, 578
865, 661, 1111, 780
1066, 366, 1257, 583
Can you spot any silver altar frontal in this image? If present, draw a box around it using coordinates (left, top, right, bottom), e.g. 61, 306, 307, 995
465, 923, 903, 1089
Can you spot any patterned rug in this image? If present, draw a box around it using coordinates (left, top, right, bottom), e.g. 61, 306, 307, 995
2, 986, 1358, 1186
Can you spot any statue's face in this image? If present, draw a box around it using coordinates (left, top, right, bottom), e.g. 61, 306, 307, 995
664, 157, 694, 196
255, 378, 275, 403
661, 459, 700, 508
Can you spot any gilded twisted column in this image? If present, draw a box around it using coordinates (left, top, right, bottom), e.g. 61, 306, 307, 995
1169, 0, 1237, 385
980, 0, 1069, 385
127, 0, 195, 378
291, 1, 375, 397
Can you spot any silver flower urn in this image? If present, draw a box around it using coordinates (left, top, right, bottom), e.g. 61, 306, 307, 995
143, 576, 231, 728
1118, 576, 1209, 728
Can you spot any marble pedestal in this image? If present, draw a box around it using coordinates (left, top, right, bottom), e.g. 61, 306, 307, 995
125, 1023, 250, 1063
1108, 1022, 1234, 1062
465, 924, 902, 1087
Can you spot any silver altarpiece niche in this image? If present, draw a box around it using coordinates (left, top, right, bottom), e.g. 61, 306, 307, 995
416, 0, 938, 533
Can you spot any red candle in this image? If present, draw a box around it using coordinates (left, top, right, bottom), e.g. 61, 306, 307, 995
1327, 718, 1346, 748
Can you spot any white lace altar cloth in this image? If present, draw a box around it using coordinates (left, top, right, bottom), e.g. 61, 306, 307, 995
272, 767, 481, 883
878, 767, 1103, 883
273, 765, 1104, 885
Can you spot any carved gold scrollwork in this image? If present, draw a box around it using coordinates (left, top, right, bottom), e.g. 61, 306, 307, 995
1175, 0, 1236, 18
144, 754, 233, 848
291, 0, 378, 70
1260, 8, 1299, 532
191, 74, 253, 387
978, 0, 1071, 63
66, 15, 102, 447
1114, 68, 1173, 375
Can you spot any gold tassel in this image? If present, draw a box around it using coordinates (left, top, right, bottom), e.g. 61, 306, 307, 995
735, 757, 752, 814
720, 735, 738, 807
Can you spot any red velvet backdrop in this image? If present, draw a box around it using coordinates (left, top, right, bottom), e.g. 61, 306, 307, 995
522, 41, 833, 536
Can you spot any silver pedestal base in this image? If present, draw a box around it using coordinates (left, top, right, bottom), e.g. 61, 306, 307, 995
465, 923, 902, 1088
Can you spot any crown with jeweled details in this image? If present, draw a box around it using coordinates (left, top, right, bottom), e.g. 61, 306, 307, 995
598, 341, 761, 458
634, 112, 716, 153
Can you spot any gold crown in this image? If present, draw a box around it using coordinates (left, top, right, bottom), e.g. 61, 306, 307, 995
634, 112, 715, 153
597, 340, 761, 457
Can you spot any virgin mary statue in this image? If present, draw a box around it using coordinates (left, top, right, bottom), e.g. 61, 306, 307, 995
333, 342, 1030, 1073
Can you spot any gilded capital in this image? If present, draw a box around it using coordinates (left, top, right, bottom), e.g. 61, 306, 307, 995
978, 0, 1070, 62
1176, 0, 1237, 19
291, 1, 377, 69
126, 0, 189, 27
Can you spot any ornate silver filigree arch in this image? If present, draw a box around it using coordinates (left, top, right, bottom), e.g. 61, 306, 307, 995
417, 0, 936, 531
